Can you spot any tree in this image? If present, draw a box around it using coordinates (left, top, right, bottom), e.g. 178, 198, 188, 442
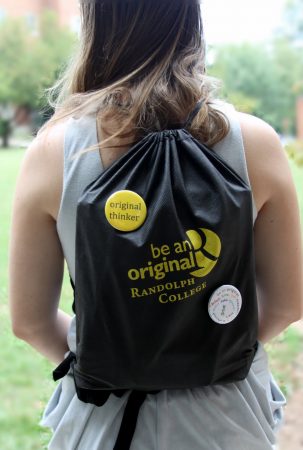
278, 0, 303, 44
0, 11, 76, 147
209, 43, 284, 131
208, 40, 303, 134
274, 0, 303, 98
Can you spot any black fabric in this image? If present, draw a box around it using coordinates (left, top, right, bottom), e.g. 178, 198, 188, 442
113, 390, 159, 450
53, 351, 76, 382
169, 99, 204, 129
53, 101, 259, 450
71, 130, 258, 396
184, 99, 204, 127
113, 391, 146, 450
53, 350, 160, 449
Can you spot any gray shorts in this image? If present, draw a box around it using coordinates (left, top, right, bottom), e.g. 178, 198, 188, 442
40, 341, 286, 450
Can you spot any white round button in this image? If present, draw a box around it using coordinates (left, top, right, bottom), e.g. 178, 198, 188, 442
208, 285, 242, 324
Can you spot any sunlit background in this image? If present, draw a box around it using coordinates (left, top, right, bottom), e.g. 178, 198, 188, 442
0, 1, 302, 449
204, 0, 287, 43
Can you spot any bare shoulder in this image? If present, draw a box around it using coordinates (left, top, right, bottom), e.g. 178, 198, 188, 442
26, 117, 67, 161
236, 113, 303, 325
236, 112, 293, 212
18, 117, 69, 220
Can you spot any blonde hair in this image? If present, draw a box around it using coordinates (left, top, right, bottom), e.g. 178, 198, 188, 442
39, 0, 229, 157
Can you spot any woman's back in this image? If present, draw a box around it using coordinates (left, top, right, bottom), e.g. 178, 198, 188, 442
8, 0, 302, 448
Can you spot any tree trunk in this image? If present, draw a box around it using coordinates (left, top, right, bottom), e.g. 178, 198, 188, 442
2, 132, 9, 148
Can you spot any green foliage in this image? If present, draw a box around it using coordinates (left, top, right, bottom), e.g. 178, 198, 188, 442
209, 40, 303, 133
223, 91, 260, 115
266, 327, 303, 397
286, 140, 303, 167
0, 119, 11, 147
0, 11, 76, 109
287, 159, 303, 233
208, 0, 303, 134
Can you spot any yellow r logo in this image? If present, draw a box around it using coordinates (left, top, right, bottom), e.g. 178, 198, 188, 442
186, 228, 221, 277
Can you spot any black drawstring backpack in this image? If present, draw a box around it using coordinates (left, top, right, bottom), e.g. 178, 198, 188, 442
53, 101, 259, 450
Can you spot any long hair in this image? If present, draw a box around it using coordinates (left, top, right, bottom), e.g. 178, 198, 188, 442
39, 0, 230, 154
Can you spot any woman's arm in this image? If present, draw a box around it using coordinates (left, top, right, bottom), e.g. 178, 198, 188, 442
8, 123, 72, 365
239, 113, 303, 343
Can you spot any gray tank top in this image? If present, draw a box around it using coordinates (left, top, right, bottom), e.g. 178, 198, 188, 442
57, 102, 258, 286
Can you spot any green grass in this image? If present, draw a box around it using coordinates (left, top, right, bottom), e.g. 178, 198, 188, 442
288, 159, 303, 226
0, 148, 72, 449
266, 327, 303, 397
0, 148, 302, 449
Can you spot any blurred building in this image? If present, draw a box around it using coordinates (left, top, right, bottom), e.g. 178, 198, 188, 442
0, 0, 80, 31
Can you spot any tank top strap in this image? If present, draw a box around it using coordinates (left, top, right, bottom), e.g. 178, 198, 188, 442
57, 114, 102, 282
184, 99, 204, 128
211, 101, 258, 224
168, 99, 204, 130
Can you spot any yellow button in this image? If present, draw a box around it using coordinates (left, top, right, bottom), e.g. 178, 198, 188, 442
105, 190, 147, 232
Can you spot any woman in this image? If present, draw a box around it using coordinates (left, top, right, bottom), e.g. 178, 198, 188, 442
8, 1, 302, 449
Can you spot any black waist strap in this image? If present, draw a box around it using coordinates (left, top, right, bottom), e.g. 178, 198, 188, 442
53, 353, 159, 450
114, 390, 159, 450
53, 351, 76, 381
